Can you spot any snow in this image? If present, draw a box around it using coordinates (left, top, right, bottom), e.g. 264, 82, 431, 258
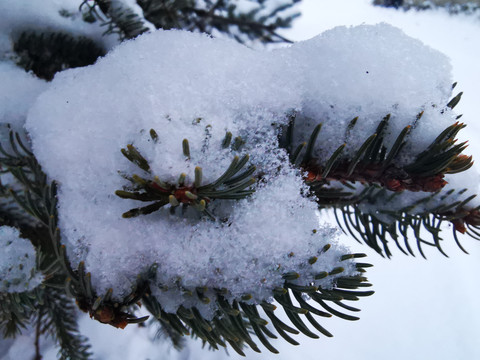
0, 226, 42, 293
0, 62, 47, 126
285, 23, 455, 159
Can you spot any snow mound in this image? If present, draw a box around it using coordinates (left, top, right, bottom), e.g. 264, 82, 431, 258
285, 23, 454, 158
0, 226, 42, 293
26, 25, 455, 314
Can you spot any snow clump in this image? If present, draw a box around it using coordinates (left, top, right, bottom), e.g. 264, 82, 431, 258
0, 226, 43, 293
26, 24, 455, 315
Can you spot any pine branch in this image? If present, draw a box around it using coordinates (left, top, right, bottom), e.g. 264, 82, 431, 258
279, 90, 479, 257
0, 78, 372, 358
81, 0, 299, 44
0, 129, 63, 264
80, 0, 150, 40
13, 31, 105, 81
116, 131, 255, 219
0, 129, 96, 357
283, 108, 471, 194
373, 0, 480, 14
0, 128, 149, 335
176, 5, 296, 43
0, 287, 44, 337
141, 253, 373, 355
40, 289, 92, 360
330, 187, 480, 258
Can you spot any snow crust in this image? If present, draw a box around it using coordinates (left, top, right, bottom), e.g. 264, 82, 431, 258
0, 226, 42, 293
26, 25, 455, 313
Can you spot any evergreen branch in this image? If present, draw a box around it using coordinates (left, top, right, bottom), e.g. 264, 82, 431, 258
180, 6, 295, 43
0, 129, 71, 273
135, 0, 299, 44
13, 31, 105, 81
116, 131, 256, 219
40, 289, 92, 360
280, 90, 471, 194
0, 129, 96, 357
288, 114, 470, 193
81, 0, 298, 43
373, 0, 480, 14
330, 187, 480, 258
141, 253, 373, 355
0, 287, 44, 337
75, 265, 154, 330
80, 0, 150, 40
99, 131, 372, 354
278, 90, 478, 257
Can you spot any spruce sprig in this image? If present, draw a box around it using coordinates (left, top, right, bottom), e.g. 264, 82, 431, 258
0, 129, 94, 356
141, 250, 373, 355
82, 0, 299, 44
334, 187, 480, 258
80, 0, 149, 40
280, 90, 477, 257
0, 287, 44, 337
39, 289, 92, 360
116, 129, 256, 219
284, 110, 471, 194
13, 31, 105, 81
